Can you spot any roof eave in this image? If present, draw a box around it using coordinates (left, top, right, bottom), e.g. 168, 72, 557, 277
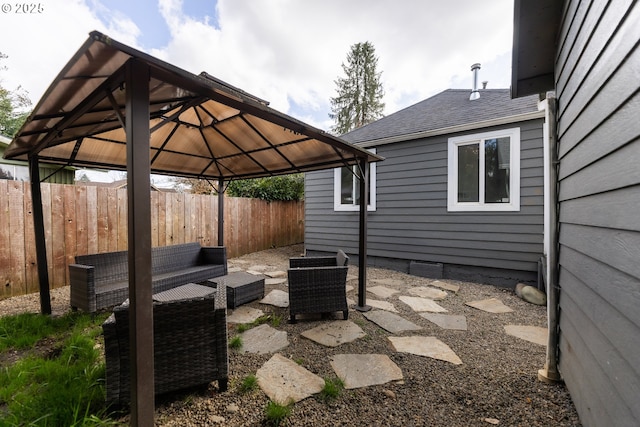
511, 0, 564, 98
356, 109, 545, 148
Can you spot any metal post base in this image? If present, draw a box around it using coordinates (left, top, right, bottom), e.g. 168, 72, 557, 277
354, 305, 372, 312
537, 366, 562, 384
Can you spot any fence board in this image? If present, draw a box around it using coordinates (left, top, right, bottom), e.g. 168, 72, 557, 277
0, 182, 304, 297
24, 185, 38, 294
86, 186, 98, 254
0, 180, 9, 298
8, 182, 26, 296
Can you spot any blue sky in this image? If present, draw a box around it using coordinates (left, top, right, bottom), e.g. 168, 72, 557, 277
0, 0, 514, 131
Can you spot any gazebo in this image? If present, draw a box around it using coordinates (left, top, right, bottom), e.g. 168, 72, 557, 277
3, 31, 383, 425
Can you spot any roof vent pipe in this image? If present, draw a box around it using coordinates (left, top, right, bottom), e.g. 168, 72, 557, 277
470, 63, 481, 100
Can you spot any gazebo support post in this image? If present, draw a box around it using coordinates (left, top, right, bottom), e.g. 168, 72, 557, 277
125, 58, 154, 426
355, 158, 371, 312
27, 154, 52, 315
218, 178, 224, 246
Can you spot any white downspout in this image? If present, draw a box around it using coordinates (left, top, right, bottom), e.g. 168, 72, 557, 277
538, 92, 562, 383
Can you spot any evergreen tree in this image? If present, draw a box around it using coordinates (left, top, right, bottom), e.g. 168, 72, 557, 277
329, 41, 385, 135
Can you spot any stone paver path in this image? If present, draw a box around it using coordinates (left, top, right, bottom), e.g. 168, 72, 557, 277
256, 353, 325, 405
363, 310, 421, 333
368, 285, 399, 299
264, 270, 286, 278
366, 299, 399, 313
265, 277, 287, 285
237, 262, 551, 403
330, 354, 403, 389
399, 295, 448, 312
430, 280, 460, 293
504, 325, 547, 346
240, 324, 289, 354
466, 298, 513, 313
389, 336, 463, 365
260, 289, 289, 307
371, 278, 404, 287
227, 306, 264, 324
301, 320, 365, 347
408, 286, 448, 300
420, 313, 468, 331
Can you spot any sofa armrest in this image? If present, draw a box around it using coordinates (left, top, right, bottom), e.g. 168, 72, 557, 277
201, 246, 228, 274
69, 264, 96, 312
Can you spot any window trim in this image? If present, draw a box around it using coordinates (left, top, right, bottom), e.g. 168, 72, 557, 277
447, 128, 520, 212
334, 148, 377, 212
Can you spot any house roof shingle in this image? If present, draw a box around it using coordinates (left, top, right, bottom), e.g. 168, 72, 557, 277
343, 89, 541, 144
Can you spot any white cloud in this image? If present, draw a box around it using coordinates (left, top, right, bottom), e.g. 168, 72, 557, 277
1, 0, 515, 131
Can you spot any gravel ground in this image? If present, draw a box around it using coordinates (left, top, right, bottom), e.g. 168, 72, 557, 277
0, 244, 581, 426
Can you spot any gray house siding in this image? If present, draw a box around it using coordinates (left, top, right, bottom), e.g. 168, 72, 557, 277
305, 118, 545, 286
555, 1, 640, 426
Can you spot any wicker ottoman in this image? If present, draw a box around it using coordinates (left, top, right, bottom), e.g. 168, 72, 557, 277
210, 271, 265, 309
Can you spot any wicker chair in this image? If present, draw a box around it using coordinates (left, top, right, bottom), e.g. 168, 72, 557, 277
102, 283, 228, 407
287, 250, 349, 323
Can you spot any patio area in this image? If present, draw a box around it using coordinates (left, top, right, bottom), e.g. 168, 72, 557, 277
0, 243, 581, 425
147, 244, 580, 426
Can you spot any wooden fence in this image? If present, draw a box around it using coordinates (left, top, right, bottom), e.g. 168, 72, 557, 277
0, 181, 304, 298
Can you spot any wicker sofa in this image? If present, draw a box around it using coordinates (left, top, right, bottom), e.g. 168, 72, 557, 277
102, 283, 228, 407
70, 242, 227, 312
287, 250, 350, 323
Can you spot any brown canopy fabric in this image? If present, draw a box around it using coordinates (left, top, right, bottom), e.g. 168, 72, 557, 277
4, 31, 382, 177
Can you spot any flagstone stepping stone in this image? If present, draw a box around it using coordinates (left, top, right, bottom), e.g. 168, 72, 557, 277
367, 299, 399, 313
246, 270, 264, 276
330, 354, 403, 389
265, 277, 287, 286
388, 336, 463, 365
256, 353, 325, 404
398, 296, 448, 313
260, 289, 289, 307
347, 274, 358, 282
504, 325, 547, 346
408, 286, 448, 300
363, 310, 421, 333
466, 298, 513, 313
301, 320, 365, 347
265, 270, 287, 278
347, 297, 356, 306
371, 278, 404, 287
345, 285, 354, 293
227, 306, 265, 324
248, 264, 269, 272
368, 285, 399, 299
430, 280, 460, 293
228, 266, 244, 273
240, 324, 289, 354
420, 313, 468, 330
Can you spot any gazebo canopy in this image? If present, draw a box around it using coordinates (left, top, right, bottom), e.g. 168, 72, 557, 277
4, 31, 382, 176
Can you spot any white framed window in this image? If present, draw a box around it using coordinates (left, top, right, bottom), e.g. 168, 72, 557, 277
334, 148, 377, 211
447, 128, 520, 212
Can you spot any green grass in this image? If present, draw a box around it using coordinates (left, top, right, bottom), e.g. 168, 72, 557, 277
236, 314, 284, 334
238, 374, 258, 393
0, 311, 116, 426
228, 335, 243, 350
264, 400, 291, 426
318, 377, 345, 402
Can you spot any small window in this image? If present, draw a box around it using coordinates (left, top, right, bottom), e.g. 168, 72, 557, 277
334, 149, 377, 211
447, 128, 520, 212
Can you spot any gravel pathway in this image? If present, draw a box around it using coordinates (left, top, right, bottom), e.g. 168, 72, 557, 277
0, 244, 581, 426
